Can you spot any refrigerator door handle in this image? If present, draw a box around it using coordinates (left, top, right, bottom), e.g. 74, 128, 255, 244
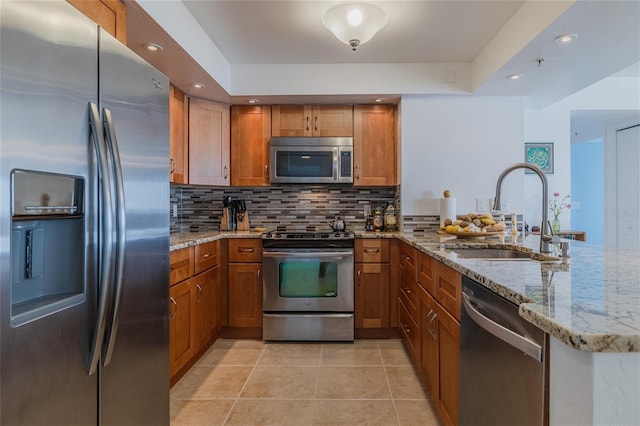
87, 102, 115, 376
101, 108, 127, 367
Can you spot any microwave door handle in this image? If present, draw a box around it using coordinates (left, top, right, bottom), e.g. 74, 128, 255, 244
333, 148, 339, 182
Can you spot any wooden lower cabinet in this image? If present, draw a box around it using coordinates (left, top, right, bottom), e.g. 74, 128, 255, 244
194, 265, 221, 353
436, 303, 460, 426
169, 278, 195, 377
228, 263, 263, 328
419, 285, 438, 399
355, 262, 390, 328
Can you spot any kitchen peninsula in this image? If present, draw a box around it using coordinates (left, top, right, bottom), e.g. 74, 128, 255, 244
171, 229, 640, 425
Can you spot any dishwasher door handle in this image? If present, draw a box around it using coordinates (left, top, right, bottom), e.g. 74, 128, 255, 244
462, 293, 542, 362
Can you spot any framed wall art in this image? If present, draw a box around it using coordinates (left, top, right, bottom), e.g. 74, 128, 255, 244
524, 142, 554, 174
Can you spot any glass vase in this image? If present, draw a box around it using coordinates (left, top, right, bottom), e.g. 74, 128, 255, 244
552, 217, 561, 233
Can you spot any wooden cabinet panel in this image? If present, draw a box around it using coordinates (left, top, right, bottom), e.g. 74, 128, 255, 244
418, 251, 436, 295
228, 263, 263, 328
399, 242, 418, 319
436, 303, 460, 426
353, 104, 396, 186
170, 247, 194, 286
228, 239, 262, 263
355, 263, 390, 328
398, 297, 419, 362
355, 238, 390, 263
231, 105, 271, 186
418, 285, 438, 400
194, 266, 220, 353
189, 98, 230, 186
271, 105, 353, 137
435, 262, 462, 321
67, 0, 127, 43
169, 278, 195, 376
195, 240, 220, 274
170, 85, 189, 184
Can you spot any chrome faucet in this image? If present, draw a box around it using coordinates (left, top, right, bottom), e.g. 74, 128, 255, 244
492, 163, 553, 253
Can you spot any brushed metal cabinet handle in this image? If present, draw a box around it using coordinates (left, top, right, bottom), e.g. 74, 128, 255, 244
170, 297, 177, 319
170, 158, 176, 173
223, 165, 228, 179
357, 269, 361, 287
364, 248, 380, 254
196, 284, 202, 303
238, 247, 255, 253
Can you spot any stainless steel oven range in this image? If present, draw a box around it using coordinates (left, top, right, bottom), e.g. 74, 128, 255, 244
262, 231, 354, 341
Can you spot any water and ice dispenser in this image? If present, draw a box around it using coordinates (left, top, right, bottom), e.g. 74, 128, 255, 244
10, 170, 85, 326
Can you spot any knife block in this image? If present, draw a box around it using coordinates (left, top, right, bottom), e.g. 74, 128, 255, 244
236, 211, 250, 231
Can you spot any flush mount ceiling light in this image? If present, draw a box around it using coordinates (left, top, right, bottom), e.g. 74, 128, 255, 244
143, 43, 163, 52
555, 33, 578, 44
248, 99, 259, 104
506, 74, 523, 80
322, 3, 387, 51
192, 83, 206, 89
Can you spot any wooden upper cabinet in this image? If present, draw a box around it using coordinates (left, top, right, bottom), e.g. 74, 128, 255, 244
67, 0, 127, 43
231, 105, 271, 186
353, 104, 396, 186
272, 105, 353, 137
189, 98, 230, 186
170, 85, 189, 184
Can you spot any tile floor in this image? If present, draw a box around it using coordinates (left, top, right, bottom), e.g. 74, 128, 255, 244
170, 339, 442, 426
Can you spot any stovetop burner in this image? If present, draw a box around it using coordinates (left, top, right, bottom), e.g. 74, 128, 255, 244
262, 230, 354, 249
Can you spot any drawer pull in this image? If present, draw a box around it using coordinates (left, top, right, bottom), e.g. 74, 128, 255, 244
401, 254, 411, 261
195, 284, 202, 303
257, 268, 262, 286
403, 287, 411, 295
203, 253, 212, 258
169, 266, 174, 272
429, 311, 438, 340
238, 247, 255, 253
169, 297, 177, 319
357, 269, 361, 287
364, 248, 381, 254
402, 324, 411, 334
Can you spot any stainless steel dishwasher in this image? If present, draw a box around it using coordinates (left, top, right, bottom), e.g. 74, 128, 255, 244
459, 276, 548, 425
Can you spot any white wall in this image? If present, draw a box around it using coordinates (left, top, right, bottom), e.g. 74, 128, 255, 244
524, 75, 640, 231
399, 96, 524, 217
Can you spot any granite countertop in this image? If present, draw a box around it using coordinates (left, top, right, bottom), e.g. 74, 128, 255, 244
170, 230, 640, 353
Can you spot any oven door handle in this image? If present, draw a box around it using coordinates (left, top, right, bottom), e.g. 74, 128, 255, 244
263, 250, 352, 260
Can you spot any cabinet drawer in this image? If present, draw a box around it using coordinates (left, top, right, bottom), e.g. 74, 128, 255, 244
399, 243, 417, 281
228, 239, 263, 263
355, 238, 389, 263
436, 262, 462, 321
399, 264, 418, 320
399, 297, 419, 363
195, 240, 220, 273
170, 247, 194, 286
418, 251, 436, 296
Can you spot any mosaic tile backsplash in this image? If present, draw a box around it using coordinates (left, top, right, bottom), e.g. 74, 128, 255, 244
170, 184, 400, 234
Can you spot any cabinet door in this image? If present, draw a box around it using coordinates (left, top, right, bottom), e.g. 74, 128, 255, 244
418, 285, 438, 401
353, 104, 396, 186
228, 263, 263, 327
271, 105, 312, 137
398, 297, 419, 363
194, 266, 220, 353
67, 0, 127, 43
355, 263, 390, 328
169, 85, 189, 184
435, 261, 462, 321
231, 105, 271, 186
312, 105, 353, 136
436, 303, 460, 426
169, 278, 195, 377
189, 98, 230, 186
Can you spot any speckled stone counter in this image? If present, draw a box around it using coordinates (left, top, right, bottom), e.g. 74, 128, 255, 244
398, 233, 640, 353
170, 230, 639, 353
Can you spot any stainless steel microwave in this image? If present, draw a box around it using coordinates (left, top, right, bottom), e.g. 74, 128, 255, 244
269, 137, 353, 184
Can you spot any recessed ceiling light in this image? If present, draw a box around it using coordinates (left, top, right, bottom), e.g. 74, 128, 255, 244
506, 74, 523, 80
248, 99, 259, 104
555, 33, 578, 44
143, 43, 163, 52
375, 98, 385, 103
192, 83, 205, 89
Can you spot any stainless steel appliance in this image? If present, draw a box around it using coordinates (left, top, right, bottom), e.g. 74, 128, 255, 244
1, 2, 170, 424
459, 277, 548, 425
269, 137, 353, 184
262, 231, 354, 341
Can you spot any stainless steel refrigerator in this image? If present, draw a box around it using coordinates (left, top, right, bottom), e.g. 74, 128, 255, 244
0, 1, 170, 424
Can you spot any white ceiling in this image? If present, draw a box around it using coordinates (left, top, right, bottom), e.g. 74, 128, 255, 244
127, 0, 640, 108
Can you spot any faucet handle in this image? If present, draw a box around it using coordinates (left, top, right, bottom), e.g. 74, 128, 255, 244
547, 220, 555, 237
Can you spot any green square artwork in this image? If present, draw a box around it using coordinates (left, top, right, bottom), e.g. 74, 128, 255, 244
524, 143, 554, 174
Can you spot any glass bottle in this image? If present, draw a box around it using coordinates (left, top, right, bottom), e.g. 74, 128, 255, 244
372, 204, 384, 232
384, 202, 397, 232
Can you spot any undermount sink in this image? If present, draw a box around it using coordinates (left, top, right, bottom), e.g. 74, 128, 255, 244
450, 248, 559, 262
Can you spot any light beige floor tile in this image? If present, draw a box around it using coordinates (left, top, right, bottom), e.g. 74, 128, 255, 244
378, 342, 413, 366
321, 342, 383, 365
258, 343, 322, 365
240, 366, 318, 398
394, 399, 442, 426
212, 339, 266, 349
385, 366, 429, 400
197, 347, 264, 366
170, 399, 234, 426
313, 400, 398, 426
225, 399, 314, 426
316, 366, 390, 399
171, 366, 253, 399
